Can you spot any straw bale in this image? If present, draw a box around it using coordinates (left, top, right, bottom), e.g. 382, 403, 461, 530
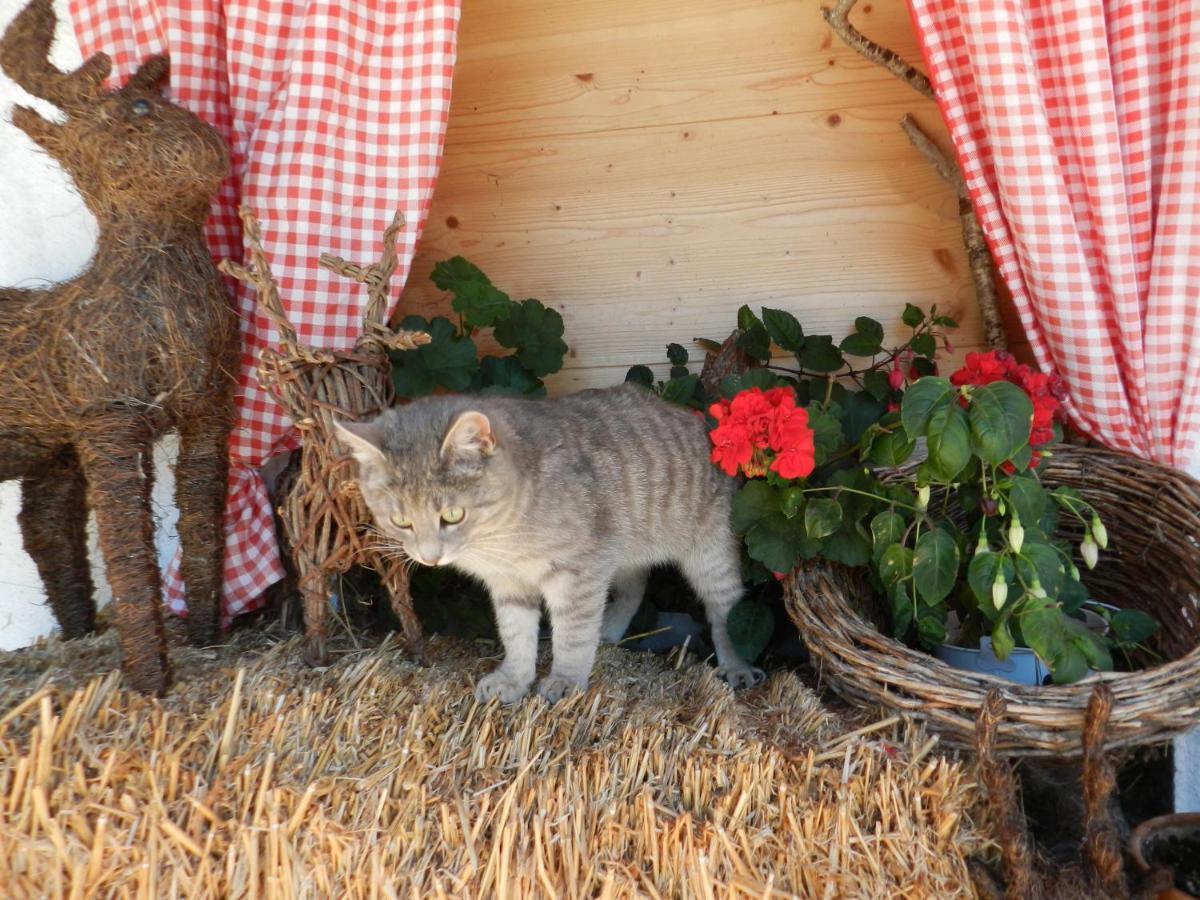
0, 626, 986, 898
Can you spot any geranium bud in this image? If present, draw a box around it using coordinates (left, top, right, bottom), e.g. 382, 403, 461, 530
992, 573, 1008, 610
888, 365, 905, 391
1081, 536, 1099, 570
1008, 516, 1024, 554
916, 485, 930, 511
980, 497, 999, 517
1091, 516, 1108, 550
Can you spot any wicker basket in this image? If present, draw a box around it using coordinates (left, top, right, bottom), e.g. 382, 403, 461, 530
784, 444, 1200, 757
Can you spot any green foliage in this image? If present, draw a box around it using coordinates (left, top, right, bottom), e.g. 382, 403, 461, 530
637, 299, 1155, 684
392, 257, 567, 400
727, 600, 775, 663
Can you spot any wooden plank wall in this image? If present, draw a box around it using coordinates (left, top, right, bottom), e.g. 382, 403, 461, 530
397, 0, 987, 392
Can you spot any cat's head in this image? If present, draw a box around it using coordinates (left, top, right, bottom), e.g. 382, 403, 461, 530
334, 403, 508, 568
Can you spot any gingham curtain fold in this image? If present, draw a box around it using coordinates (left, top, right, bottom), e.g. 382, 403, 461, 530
907, 0, 1200, 468
68, 0, 461, 623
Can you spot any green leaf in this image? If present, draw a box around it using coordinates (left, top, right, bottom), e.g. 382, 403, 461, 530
925, 401, 971, 481
1058, 574, 1088, 614
731, 481, 779, 534
910, 333, 937, 358
867, 428, 916, 468
805, 498, 843, 539
666, 342, 689, 365
745, 514, 805, 574
718, 368, 783, 398
1050, 644, 1089, 684
661, 373, 701, 407
804, 402, 844, 466
1018, 539, 1063, 597
841, 391, 886, 445
870, 511, 906, 559
695, 337, 724, 355
1007, 474, 1047, 525
902, 303, 925, 328
625, 365, 654, 388
669, 365, 691, 380
726, 601, 774, 664
1021, 597, 1065, 666
839, 317, 885, 357
889, 583, 914, 638
968, 381, 1034, 465
737, 304, 763, 332
476, 355, 545, 396
820, 524, 872, 567
736, 323, 772, 362
878, 544, 914, 589
1110, 609, 1158, 645
492, 299, 569, 377
390, 316, 479, 398
430, 256, 492, 291
452, 281, 514, 329
913, 528, 960, 604
967, 551, 1011, 609
1065, 620, 1113, 671
780, 486, 806, 519
797, 335, 845, 373
762, 307, 804, 352
901, 377, 956, 440
917, 611, 947, 648
863, 370, 892, 402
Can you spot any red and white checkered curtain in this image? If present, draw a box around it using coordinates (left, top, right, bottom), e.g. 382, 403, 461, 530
907, 0, 1200, 468
68, 0, 461, 623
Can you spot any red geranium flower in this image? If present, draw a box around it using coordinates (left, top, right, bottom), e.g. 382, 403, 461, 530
949, 351, 1067, 470
708, 386, 816, 480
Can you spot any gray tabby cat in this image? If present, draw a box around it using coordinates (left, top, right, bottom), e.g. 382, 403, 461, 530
335, 384, 764, 703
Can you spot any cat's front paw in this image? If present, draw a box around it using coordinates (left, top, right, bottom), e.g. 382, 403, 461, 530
719, 665, 766, 690
536, 673, 586, 703
474, 670, 532, 704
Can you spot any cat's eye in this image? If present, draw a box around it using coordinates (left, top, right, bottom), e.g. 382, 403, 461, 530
441, 507, 466, 525
131, 98, 151, 117
390, 513, 413, 529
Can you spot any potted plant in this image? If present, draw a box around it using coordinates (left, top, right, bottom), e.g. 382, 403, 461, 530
642, 305, 1158, 684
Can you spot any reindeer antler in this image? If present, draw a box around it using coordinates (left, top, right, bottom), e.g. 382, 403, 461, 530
220, 205, 300, 350
319, 211, 430, 353
0, 0, 111, 111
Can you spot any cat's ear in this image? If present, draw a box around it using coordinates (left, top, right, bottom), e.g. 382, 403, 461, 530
440, 411, 496, 466
334, 418, 387, 468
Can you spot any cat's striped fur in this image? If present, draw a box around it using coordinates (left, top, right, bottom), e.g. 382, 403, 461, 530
337, 384, 764, 702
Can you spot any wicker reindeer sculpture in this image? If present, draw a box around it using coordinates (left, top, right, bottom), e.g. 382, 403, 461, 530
0, 0, 236, 694
221, 206, 429, 667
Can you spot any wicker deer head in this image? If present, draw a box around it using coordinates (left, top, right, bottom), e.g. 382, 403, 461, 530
222, 206, 429, 666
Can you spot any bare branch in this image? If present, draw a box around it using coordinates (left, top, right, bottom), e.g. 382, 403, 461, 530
822, 0, 933, 101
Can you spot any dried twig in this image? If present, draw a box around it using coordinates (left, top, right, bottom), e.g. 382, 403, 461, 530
823, 0, 1007, 349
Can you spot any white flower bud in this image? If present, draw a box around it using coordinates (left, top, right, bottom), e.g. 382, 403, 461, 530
1008, 516, 1024, 554
992, 573, 1008, 610
1067, 561, 1081, 582
1091, 515, 1108, 550
917, 485, 930, 511
976, 532, 990, 555
1081, 536, 1099, 570
1029, 579, 1047, 599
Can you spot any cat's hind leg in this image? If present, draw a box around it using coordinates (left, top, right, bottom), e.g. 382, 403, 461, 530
476, 592, 541, 703
679, 540, 765, 689
600, 566, 649, 644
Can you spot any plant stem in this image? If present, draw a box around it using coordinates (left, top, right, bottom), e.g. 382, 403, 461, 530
802, 485, 917, 511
